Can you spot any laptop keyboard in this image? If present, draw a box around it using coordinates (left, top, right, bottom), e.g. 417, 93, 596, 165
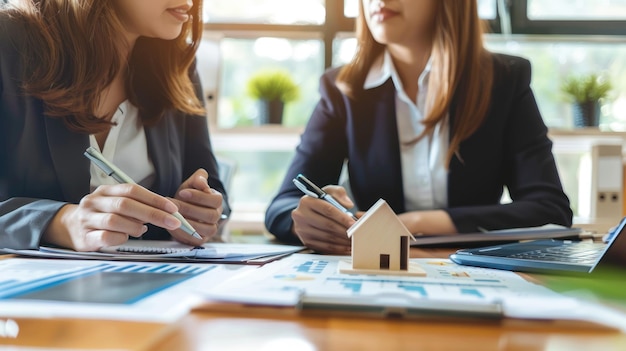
507, 241, 605, 265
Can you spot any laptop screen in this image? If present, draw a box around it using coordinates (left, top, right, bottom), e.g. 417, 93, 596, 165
592, 217, 626, 273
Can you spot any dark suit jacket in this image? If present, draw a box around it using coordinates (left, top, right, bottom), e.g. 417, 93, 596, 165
265, 54, 573, 243
0, 14, 228, 249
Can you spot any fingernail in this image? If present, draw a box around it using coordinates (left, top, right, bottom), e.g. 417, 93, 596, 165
141, 225, 148, 234
165, 216, 181, 229
179, 190, 192, 200
201, 177, 211, 192
165, 202, 178, 213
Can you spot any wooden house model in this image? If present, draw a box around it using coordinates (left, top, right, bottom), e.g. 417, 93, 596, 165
338, 199, 425, 276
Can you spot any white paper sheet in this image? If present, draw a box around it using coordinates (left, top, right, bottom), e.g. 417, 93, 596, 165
0, 258, 253, 322
200, 254, 626, 330
1, 241, 304, 264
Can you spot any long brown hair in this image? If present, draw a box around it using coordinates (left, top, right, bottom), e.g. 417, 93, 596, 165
337, 0, 493, 166
6, 0, 204, 133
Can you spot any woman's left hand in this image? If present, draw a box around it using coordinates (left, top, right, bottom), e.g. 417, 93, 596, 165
168, 169, 224, 245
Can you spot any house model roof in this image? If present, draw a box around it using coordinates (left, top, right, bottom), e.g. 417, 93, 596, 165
347, 198, 416, 241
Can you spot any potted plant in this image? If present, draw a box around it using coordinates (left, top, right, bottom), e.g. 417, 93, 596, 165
246, 69, 299, 125
561, 73, 612, 128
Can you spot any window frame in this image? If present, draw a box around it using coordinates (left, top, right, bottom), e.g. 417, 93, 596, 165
203, 0, 354, 69
202, 0, 626, 232
204, 0, 626, 65
508, 0, 626, 35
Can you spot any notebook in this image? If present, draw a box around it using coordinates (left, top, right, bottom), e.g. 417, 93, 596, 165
449, 218, 626, 274
1, 240, 305, 265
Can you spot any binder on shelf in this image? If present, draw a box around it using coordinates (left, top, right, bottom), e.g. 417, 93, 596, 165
579, 144, 623, 223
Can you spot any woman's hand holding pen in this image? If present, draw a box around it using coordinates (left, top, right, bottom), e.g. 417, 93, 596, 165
171, 168, 224, 245
43, 184, 186, 252
291, 185, 355, 255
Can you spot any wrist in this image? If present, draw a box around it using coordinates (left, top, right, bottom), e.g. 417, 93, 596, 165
398, 211, 423, 235
42, 204, 76, 249
399, 210, 457, 235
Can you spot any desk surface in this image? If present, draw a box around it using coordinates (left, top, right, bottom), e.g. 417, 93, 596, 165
2, 246, 626, 351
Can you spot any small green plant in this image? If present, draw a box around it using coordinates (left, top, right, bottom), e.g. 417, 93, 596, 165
561, 73, 612, 103
246, 69, 300, 103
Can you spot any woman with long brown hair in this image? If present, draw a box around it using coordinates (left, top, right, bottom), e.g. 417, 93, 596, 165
266, 0, 572, 254
0, 0, 229, 251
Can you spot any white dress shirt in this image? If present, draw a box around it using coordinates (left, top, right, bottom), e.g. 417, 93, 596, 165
89, 100, 155, 192
363, 51, 449, 211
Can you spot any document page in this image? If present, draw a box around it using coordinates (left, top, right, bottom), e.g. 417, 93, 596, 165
0, 258, 253, 322
1, 240, 304, 264
200, 254, 626, 330
202, 254, 536, 307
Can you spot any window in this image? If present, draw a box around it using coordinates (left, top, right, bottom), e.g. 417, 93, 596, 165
527, 0, 626, 20
204, 0, 325, 25
478, 0, 498, 20
343, 0, 498, 20
343, 0, 358, 18
485, 36, 626, 130
485, 0, 626, 220
202, 0, 354, 131
510, 0, 626, 35
198, 0, 626, 230
213, 37, 323, 128
198, 1, 355, 229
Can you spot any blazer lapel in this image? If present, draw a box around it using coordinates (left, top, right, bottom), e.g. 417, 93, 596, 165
145, 117, 172, 195
356, 81, 405, 213
447, 101, 463, 207
44, 117, 90, 203
376, 83, 405, 213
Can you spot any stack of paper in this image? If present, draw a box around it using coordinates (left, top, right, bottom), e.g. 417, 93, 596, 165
0, 258, 254, 322
198, 253, 626, 330
1, 240, 305, 264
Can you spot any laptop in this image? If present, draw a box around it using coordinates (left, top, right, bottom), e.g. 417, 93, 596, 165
449, 218, 626, 275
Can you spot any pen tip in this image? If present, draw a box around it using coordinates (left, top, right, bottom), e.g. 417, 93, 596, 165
192, 232, 202, 240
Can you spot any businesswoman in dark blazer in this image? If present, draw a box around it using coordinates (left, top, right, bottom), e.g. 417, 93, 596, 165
0, 0, 229, 251
266, 0, 572, 254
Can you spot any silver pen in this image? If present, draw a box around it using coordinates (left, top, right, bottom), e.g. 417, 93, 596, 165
84, 146, 202, 240
292, 174, 358, 221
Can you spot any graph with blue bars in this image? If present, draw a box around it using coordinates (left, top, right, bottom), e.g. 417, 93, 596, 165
322, 276, 500, 299
0, 262, 214, 303
269, 257, 530, 304
294, 260, 328, 274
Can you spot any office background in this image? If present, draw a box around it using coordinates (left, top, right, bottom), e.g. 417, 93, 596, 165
194, 0, 626, 232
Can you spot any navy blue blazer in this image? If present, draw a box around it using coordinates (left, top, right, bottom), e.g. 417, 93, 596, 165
265, 54, 573, 243
0, 15, 228, 249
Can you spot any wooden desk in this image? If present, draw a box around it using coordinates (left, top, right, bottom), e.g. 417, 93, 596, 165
2, 248, 626, 351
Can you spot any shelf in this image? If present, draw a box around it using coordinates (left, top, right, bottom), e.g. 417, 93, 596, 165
549, 128, 626, 155
212, 127, 302, 152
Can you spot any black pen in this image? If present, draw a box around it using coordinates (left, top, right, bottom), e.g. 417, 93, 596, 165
292, 174, 358, 221
84, 147, 202, 240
